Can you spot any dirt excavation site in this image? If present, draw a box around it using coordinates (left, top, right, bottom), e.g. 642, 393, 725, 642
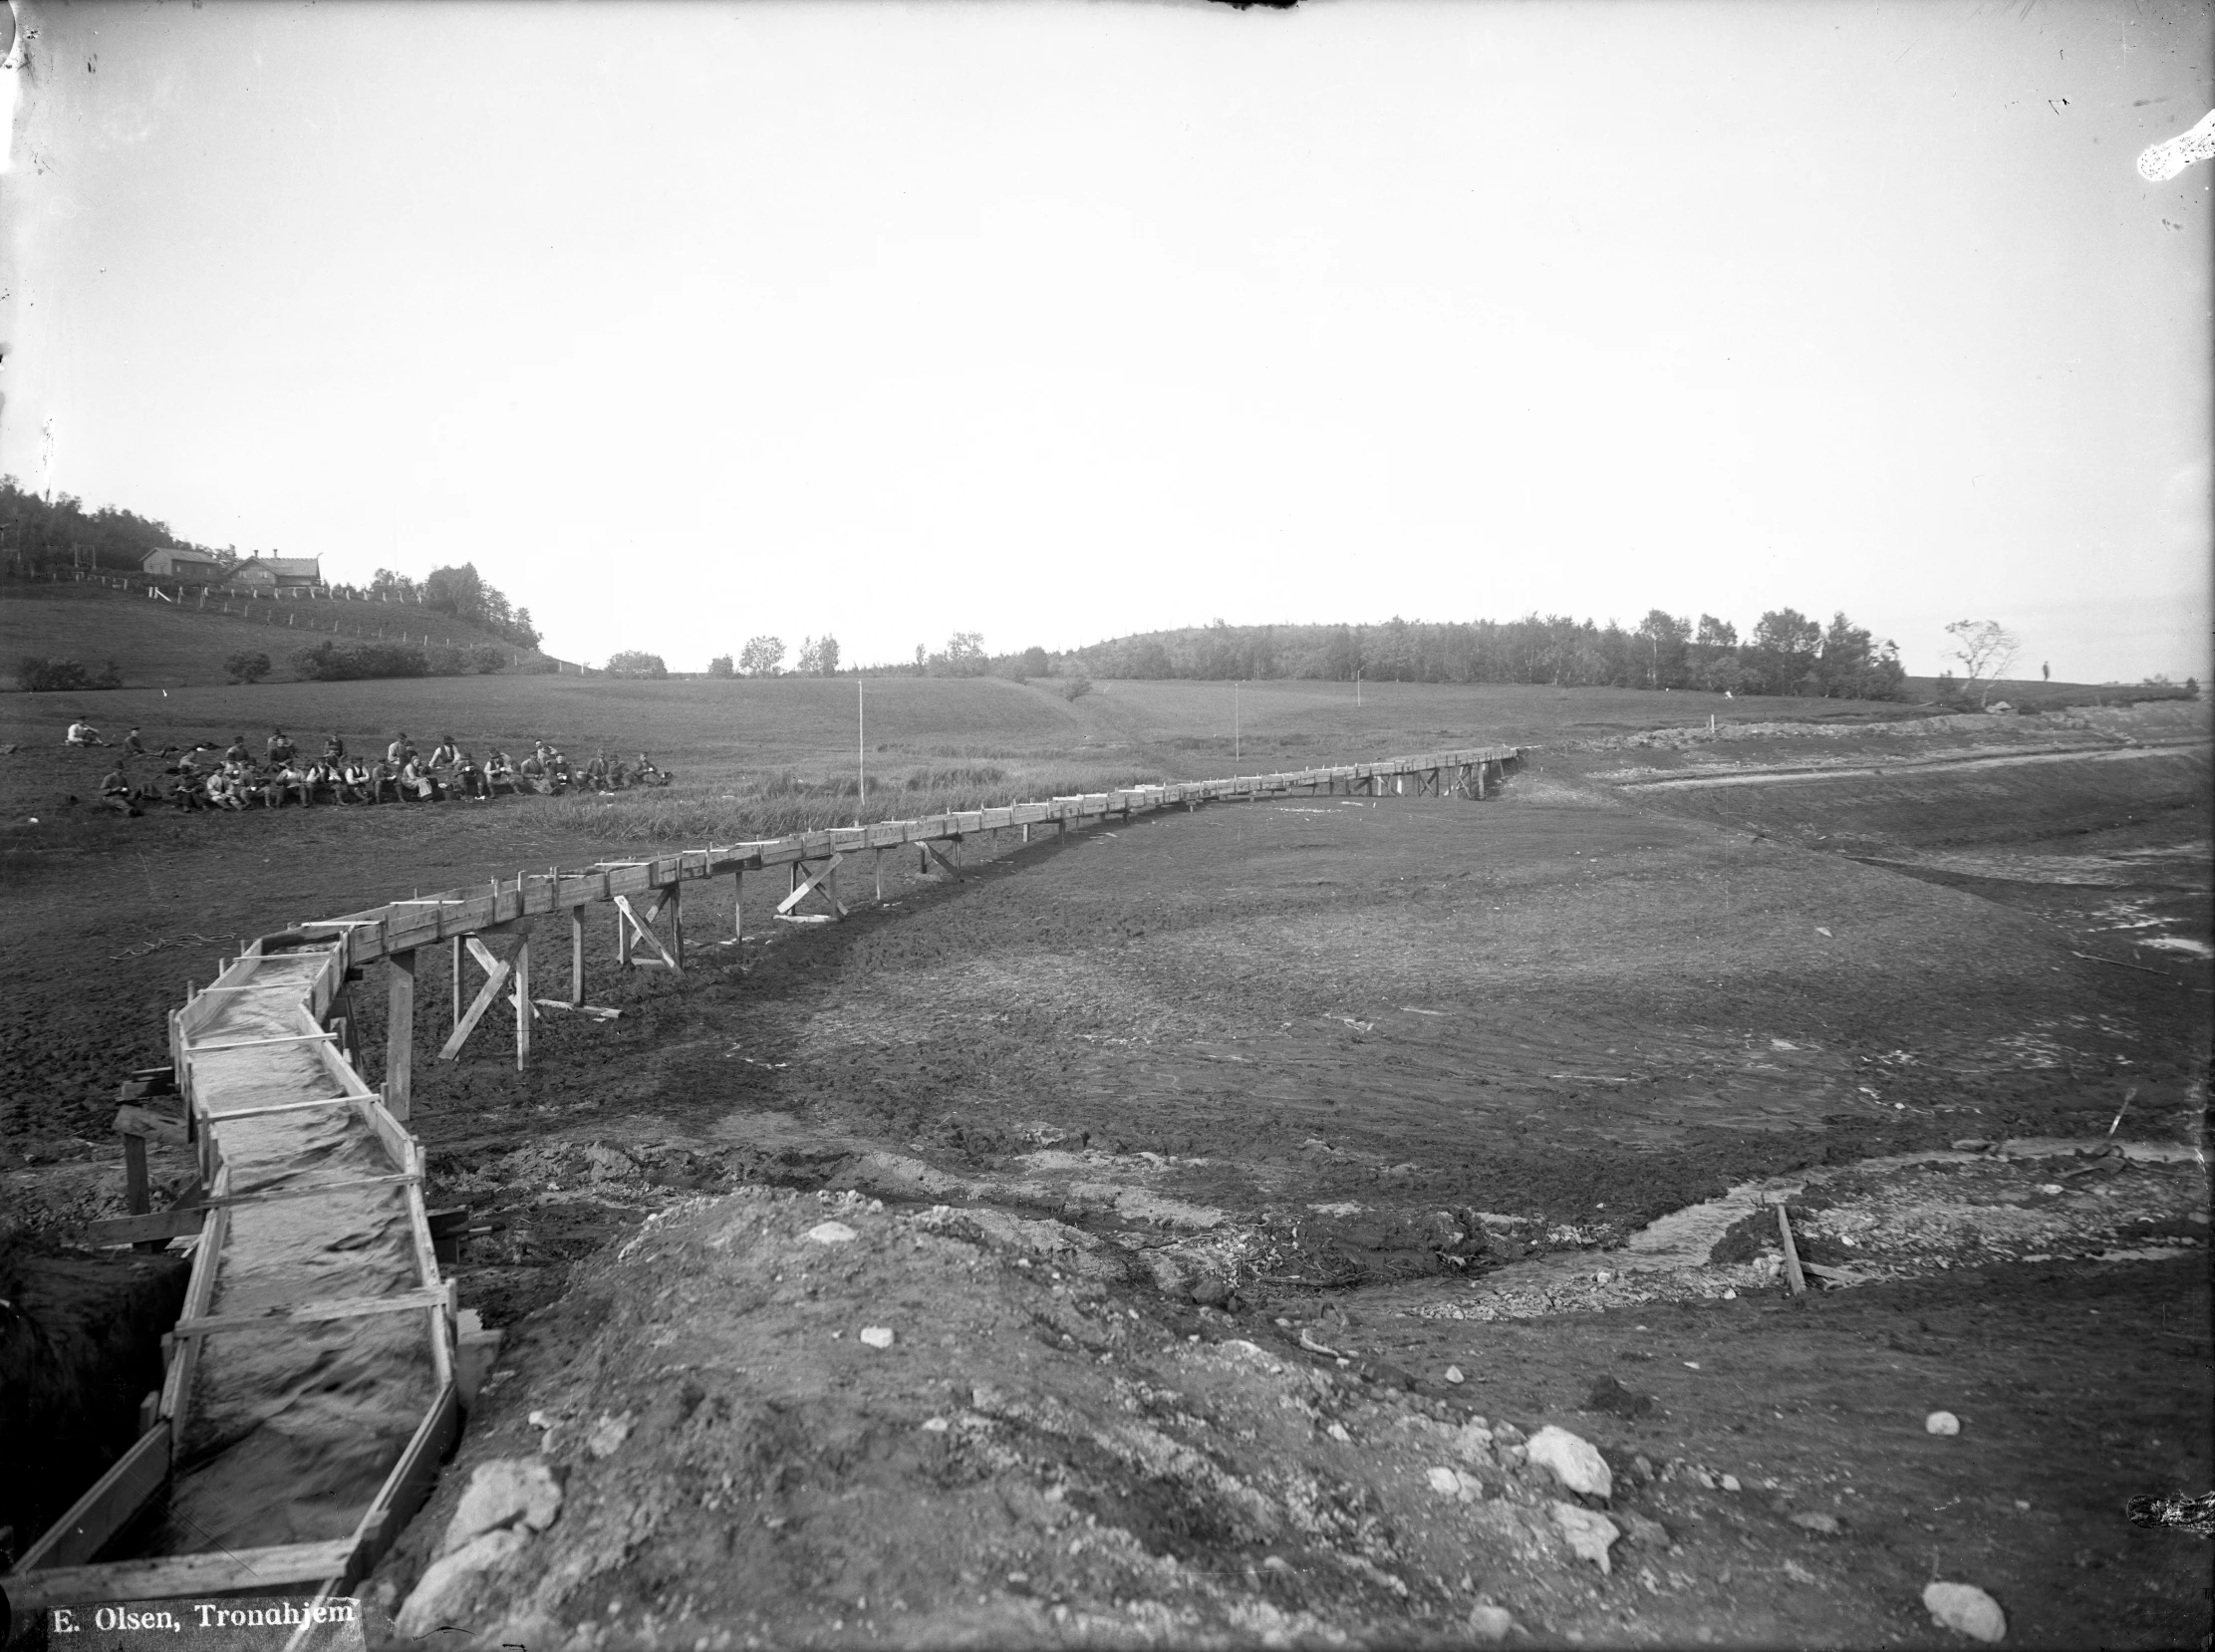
4, 701, 2210, 1649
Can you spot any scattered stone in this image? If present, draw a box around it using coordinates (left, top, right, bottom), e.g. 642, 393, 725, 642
585, 1413, 633, 1460
1550, 1501, 1622, 1573
1327, 1422, 1352, 1443
1791, 1511, 1842, 1535
1526, 1425, 1612, 1500
1467, 1604, 1518, 1643
1926, 1411, 1962, 1436
1951, 1139, 1995, 1153
1721, 1288, 1738, 1299
1452, 1419, 1496, 1464
1629, 1455, 1656, 1483
1923, 1580, 2007, 1643
1428, 1467, 1463, 1496
1585, 1374, 1655, 1419
807, 1221, 859, 1244
921, 1417, 950, 1433
439, 1459, 563, 1555
859, 1325, 895, 1349
1445, 1365, 1466, 1385
397, 1528, 531, 1637
1721, 1475, 1742, 1493
1618, 1511, 1672, 1550
1191, 1276, 1232, 1307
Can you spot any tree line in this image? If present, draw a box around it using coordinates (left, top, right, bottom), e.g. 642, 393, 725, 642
1059, 609, 1907, 698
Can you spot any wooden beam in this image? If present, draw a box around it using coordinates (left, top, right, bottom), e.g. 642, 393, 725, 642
173, 1284, 451, 1339
202, 1094, 355, 1123
667, 881, 684, 968
570, 906, 585, 1007
917, 840, 962, 882
437, 954, 513, 1060
115, 1104, 187, 1147
385, 950, 415, 1122
450, 934, 463, 1028
4, 1539, 359, 1612
346, 1382, 460, 1583
776, 852, 848, 918
731, 868, 744, 945
201, 1172, 417, 1212
514, 938, 530, 1071
8, 1421, 171, 1574
70, 1208, 207, 1245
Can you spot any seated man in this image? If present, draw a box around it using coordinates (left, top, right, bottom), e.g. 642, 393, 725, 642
400, 754, 440, 801
545, 749, 573, 793
582, 750, 611, 792
322, 732, 349, 763
167, 771, 209, 811
367, 755, 401, 803
225, 734, 251, 764
483, 748, 517, 795
607, 755, 631, 790
453, 749, 487, 799
123, 726, 149, 756
266, 727, 297, 765
66, 718, 106, 747
338, 755, 373, 803
98, 762, 140, 815
255, 763, 288, 810
204, 767, 246, 810
283, 756, 319, 807
634, 751, 672, 786
387, 731, 415, 767
429, 734, 462, 771
516, 748, 548, 794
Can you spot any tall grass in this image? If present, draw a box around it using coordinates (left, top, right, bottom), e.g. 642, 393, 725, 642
538, 758, 1174, 845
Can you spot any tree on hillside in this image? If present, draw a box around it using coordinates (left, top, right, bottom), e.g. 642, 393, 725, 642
707, 654, 734, 678
739, 635, 785, 676
795, 635, 841, 676
1813, 613, 1905, 699
1748, 609, 1821, 695
224, 651, 272, 685
605, 650, 668, 679
1944, 620, 2020, 706
1634, 611, 1691, 688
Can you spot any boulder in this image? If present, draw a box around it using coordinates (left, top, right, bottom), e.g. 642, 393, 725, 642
1526, 1424, 1612, 1500
1923, 1581, 2006, 1643
398, 1527, 530, 1636
1550, 1501, 1621, 1573
438, 1459, 562, 1556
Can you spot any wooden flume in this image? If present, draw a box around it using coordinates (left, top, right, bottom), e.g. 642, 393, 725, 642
6, 741, 1520, 1614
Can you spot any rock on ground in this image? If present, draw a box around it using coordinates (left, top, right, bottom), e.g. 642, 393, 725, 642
1924, 1580, 2007, 1643
1525, 1424, 1613, 1500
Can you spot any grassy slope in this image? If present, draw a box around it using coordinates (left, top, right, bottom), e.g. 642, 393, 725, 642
0, 580, 546, 688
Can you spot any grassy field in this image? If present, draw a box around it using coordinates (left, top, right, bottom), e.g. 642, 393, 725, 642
0, 577, 549, 688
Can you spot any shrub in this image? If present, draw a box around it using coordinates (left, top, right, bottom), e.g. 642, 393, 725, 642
1059, 675, 1093, 701
289, 642, 429, 682
16, 657, 92, 691
224, 651, 273, 685
707, 655, 734, 679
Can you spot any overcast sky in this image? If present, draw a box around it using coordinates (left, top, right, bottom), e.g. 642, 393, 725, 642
4, 0, 2209, 680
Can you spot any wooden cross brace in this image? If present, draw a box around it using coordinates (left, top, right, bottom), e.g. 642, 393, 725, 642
437, 936, 538, 1061
916, 840, 962, 882
613, 894, 684, 971
777, 852, 848, 919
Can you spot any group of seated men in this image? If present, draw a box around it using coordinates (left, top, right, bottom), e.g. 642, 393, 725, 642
84, 725, 673, 814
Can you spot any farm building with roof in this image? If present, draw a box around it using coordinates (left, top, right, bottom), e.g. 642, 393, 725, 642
228, 552, 323, 588
140, 546, 230, 580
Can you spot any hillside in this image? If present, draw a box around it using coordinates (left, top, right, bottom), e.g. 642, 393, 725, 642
0, 576, 563, 689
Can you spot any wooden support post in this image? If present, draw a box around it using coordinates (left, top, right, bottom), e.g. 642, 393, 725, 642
616, 903, 633, 967
1476, 763, 1487, 799
732, 869, 744, 945
570, 907, 585, 1007
386, 950, 415, 1122
874, 847, 885, 902
667, 881, 684, 968
449, 936, 462, 1030
124, 1131, 149, 1218
513, 939, 531, 1071
1777, 1202, 1807, 1297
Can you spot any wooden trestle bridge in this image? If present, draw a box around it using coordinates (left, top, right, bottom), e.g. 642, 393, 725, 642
3, 743, 1521, 1619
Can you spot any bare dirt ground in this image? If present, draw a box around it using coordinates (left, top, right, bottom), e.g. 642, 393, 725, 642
2, 688, 2207, 1647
